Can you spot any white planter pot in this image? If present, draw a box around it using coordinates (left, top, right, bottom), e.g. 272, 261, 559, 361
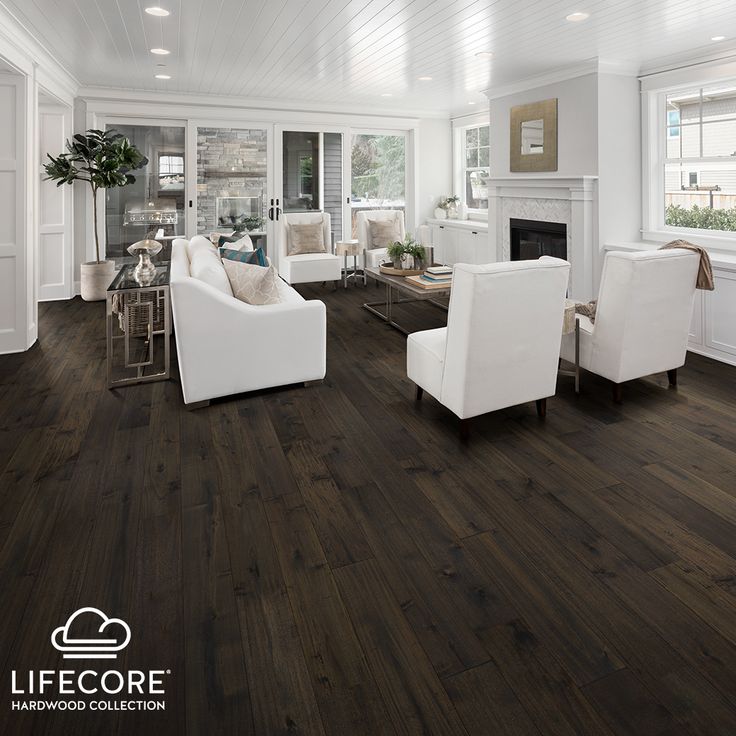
433, 207, 447, 220
456, 202, 469, 220
80, 260, 115, 302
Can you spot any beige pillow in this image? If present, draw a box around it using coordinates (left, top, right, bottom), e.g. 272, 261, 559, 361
288, 223, 326, 255
368, 219, 401, 249
222, 260, 282, 305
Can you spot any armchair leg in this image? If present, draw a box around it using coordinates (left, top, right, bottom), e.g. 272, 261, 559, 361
415, 386, 424, 401
535, 398, 547, 418
459, 419, 471, 441
667, 368, 678, 387
612, 383, 623, 404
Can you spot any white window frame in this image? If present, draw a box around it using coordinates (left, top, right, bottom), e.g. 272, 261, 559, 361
642, 65, 736, 251
452, 113, 490, 218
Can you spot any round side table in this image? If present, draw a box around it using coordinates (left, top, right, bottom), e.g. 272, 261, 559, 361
335, 240, 366, 288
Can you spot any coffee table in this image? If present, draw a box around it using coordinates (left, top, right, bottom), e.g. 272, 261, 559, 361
363, 266, 451, 335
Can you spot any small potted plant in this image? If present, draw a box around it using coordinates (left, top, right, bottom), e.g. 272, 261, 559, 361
445, 195, 460, 219
44, 129, 148, 301
386, 234, 427, 270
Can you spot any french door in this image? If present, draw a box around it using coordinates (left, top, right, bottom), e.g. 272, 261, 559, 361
273, 125, 350, 265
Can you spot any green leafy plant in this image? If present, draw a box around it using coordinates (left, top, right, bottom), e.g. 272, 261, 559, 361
233, 215, 265, 232
386, 234, 426, 267
665, 203, 736, 232
438, 195, 460, 210
43, 129, 148, 263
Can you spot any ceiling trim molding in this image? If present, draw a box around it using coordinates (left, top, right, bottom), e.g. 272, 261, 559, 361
78, 86, 449, 121
481, 57, 639, 101
0, 2, 78, 101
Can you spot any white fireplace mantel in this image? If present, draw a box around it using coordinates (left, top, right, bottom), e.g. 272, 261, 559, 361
488, 176, 598, 300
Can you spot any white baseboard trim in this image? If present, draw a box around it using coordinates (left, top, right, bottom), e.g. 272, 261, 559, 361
687, 346, 736, 368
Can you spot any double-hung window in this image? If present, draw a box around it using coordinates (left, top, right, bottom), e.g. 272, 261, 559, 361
456, 123, 490, 214
663, 83, 736, 233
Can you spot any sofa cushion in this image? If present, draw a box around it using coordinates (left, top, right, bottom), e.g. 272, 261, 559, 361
288, 223, 326, 255
186, 234, 216, 261
190, 246, 233, 296
220, 246, 267, 267
222, 260, 282, 305
217, 232, 254, 251
368, 219, 401, 249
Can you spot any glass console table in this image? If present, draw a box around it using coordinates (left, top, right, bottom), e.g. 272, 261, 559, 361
106, 264, 171, 388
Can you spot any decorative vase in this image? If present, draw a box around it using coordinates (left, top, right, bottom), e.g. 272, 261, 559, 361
80, 260, 115, 301
447, 202, 459, 219
434, 207, 447, 220
456, 202, 469, 220
128, 239, 163, 285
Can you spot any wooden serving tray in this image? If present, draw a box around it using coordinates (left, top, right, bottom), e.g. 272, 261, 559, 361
379, 265, 424, 277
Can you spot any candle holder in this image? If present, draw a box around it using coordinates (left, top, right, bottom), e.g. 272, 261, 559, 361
127, 239, 162, 284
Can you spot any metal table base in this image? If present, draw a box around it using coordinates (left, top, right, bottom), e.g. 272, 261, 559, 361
363, 282, 448, 335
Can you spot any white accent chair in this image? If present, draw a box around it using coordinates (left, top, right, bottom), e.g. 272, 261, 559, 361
408, 257, 571, 438
278, 212, 342, 286
560, 248, 700, 402
356, 209, 406, 269
170, 237, 326, 407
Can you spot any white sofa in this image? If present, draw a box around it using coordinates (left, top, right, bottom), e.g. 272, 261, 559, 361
170, 236, 326, 406
278, 212, 342, 285
356, 209, 405, 268
408, 257, 571, 437
561, 248, 700, 402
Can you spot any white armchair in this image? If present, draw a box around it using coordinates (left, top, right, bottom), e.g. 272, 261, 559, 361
560, 248, 700, 402
278, 212, 342, 286
356, 209, 405, 269
408, 258, 571, 437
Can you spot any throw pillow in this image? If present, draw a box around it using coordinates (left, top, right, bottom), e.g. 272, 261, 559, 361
186, 234, 217, 261
220, 247, 267, 267
217, 232, 254, 251
222, 260, 282, 305
288, 223, 326, 255
368, 219, 401, 250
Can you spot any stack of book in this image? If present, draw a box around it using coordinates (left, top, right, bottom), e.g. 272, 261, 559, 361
406, 265, 453, 289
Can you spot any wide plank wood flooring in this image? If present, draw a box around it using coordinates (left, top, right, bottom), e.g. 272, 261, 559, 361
1, 286, 736, 735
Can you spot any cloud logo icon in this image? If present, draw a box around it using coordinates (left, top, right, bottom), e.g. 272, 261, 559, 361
51, 607, 131, 659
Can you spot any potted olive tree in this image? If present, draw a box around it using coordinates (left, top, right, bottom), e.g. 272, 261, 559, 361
44, 129, 148, 301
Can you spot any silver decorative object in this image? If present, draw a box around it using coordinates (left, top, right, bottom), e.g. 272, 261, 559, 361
128, 239, 162, 284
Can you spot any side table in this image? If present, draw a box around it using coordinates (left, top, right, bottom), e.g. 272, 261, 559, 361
336, 240, 366, 288
106, 263, 171, 388
559, 299, 580, 394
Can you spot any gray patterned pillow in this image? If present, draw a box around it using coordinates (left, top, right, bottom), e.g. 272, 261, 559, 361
222, 260, 282, 305
288, 223, 326, 255
368, 219, 400, 249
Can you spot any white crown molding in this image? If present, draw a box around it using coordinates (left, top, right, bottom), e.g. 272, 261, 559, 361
0, 2, 78, 101
481, 58, 639, 101
78, 85, 448, 122
639, 44, 736, 79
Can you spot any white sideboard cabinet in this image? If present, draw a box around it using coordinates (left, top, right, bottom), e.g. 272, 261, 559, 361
427, 219, 491, 266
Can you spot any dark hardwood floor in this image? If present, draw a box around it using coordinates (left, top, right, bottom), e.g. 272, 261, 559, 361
1, 286, 736, 735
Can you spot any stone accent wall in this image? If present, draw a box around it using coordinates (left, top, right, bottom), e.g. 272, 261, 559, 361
196, 127, 268, 234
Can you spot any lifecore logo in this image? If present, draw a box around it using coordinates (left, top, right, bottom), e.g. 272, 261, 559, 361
9, 607, 171, 713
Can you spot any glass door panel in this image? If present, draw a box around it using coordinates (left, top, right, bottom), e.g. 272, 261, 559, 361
196, 126, 269, 254
104, 123, 186, 262
280, 129, 344, 246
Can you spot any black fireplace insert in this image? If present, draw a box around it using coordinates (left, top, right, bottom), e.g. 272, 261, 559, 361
510, 218, 567, 261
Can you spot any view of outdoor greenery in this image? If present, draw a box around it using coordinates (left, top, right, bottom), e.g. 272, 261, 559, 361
351, 134, 405, 203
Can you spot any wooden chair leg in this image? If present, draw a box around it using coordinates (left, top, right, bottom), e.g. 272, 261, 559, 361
667, 368, 677, 387
612, 383, 623, 404
535, 398, 547, 418
459, 419, 470, 441
415, 386, 424, 401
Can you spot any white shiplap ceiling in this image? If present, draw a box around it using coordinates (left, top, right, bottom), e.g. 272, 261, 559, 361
4, 0, 736, 114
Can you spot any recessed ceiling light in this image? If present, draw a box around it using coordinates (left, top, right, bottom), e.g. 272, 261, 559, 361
712, 35, 726, 41
475, 51, 494, 58
155, 74, 171, 80
565, 11, 590, 22
381, 93, 393, 97
468, 101, 477, 105
418, 76, 433, 81
150, 48, 170, 55
145, 7, 170, 16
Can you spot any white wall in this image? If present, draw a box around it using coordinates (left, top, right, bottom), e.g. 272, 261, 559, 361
488, 73, 599, 178
415, 118, 452, 223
